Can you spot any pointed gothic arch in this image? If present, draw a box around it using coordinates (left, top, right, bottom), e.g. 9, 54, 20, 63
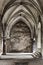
1, 0, 42, 59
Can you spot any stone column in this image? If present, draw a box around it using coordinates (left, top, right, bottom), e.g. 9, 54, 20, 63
37, 22, 41, 52
2, 24, 6, 55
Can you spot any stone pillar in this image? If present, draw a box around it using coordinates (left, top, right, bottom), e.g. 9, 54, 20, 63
37, 22, 41, 52
2, 24, 6, 55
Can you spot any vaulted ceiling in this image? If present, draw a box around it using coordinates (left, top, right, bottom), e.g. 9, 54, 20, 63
0, 0, 43, 15
38, 0, 43, 11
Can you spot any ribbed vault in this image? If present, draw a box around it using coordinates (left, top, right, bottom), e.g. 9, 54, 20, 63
1, 0, 42, 54
2, 0, 42, 38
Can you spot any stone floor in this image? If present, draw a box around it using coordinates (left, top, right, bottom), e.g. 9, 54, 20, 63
0, 59, 43, 65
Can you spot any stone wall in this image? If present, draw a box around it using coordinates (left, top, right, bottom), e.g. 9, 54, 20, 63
6, 21, 32, 53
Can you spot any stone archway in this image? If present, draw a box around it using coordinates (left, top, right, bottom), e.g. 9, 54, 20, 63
1, 0, 42, 59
